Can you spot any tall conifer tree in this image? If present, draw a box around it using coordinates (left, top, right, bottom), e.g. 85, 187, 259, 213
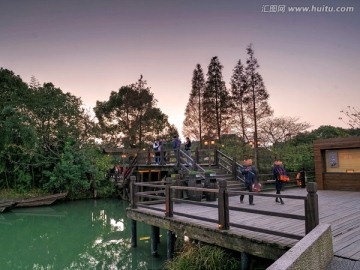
183, 64, 205, 143
202, 56, 231, 141
230, 59, 249, 142
245, 44, 272, 165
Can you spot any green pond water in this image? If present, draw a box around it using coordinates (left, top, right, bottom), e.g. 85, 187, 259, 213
0, 199, 167, 270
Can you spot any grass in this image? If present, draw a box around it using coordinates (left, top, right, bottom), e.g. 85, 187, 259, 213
0, 188, 48, 199
164, 242, 241, 270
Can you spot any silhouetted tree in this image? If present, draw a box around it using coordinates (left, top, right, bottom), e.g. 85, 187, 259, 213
339, 106, 360, 129
203, 56, 231, 141
260, 116, 311, 146
244, 44, 273, 165
183, 64, 206, 143
94, 75, 177, 148
230, 59, 250, 142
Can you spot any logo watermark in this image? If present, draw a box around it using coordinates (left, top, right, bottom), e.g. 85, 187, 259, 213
261, 5, 355, 13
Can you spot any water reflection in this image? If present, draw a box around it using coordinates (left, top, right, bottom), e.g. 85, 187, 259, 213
0, 199, 166, 270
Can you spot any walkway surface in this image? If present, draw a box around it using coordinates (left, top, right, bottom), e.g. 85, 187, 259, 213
228, 187, 360, 261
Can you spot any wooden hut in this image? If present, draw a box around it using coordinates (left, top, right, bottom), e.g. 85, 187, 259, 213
314, 137, 360, 191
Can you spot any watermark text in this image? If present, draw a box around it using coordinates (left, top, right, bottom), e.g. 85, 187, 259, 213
261, 5, 354, 13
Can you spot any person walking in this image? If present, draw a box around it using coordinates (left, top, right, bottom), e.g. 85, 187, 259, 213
273, 159, 286, 204
153, 139, 160, 164
240, 158, 257, 205
172, 135, 181, 164
184, 137, 192, 165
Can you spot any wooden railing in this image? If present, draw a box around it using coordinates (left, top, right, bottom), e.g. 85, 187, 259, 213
130, 177, 319, 239
216, 149, 315, 186
121, 147, 314, 190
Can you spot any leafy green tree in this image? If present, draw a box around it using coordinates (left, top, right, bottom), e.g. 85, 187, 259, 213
23, 82, 96, 189
244, 44, 273, 165
291, 125, 351, 145
0, 107, 38, 191
95, 76, 177, 148
272, 125, 355, 172
0, 68, 29, 111
183, 64, 206, 143
203, 56, 232, 141
27, 82, 95, 146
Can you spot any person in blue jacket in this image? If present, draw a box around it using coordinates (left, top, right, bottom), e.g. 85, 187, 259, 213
273, 159, 286, 204
240, 158, 257, 205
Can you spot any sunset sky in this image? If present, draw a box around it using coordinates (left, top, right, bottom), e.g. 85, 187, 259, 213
1, 0, 359, 137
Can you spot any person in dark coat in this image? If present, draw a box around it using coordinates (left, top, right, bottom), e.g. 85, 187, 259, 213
273, 159, 285, 204
240, 158, 257, 205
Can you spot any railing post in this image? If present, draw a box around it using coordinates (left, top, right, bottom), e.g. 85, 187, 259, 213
165, 178, 173, 217
130, 176, 137, 209
232, 158, 237, 179
301, 168, 306, 188
214, 147, 218, 166
218, 179, 229, 230
147, 149, 151, 165
176, 148, 180, 167
174, 174, 182, 199
305, 182, 319, 234
195, 147, 200, 164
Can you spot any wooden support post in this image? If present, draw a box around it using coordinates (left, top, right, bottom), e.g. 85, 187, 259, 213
165, 178, 173, 217
146, 149, 150, 165
130, 176, 137, 209
160, 150, 164, 165
151, 225, 159, 257
167, 230, 175, 260
131, 219, 137, 247
305, 182, 319, 234
218, 179, 229, 230
174, 174, 182, 199
176, 149, 180, 167
241, 252, 250, 270
232, 158, 237, 180
195, 147, 200, 164
214, 147, 218, 166
155, 226, 160, 244
301, 168, 306, 188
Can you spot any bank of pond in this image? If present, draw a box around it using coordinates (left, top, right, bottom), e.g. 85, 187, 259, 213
0, 198, 273, 269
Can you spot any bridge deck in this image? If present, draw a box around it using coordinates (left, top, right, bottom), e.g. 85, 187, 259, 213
128, 188, 360, 261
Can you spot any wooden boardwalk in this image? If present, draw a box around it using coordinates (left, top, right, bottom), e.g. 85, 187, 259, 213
128, 187, 360, 261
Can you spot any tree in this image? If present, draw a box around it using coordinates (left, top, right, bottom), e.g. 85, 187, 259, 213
272, 125, 356, 171
0, 68, 29, 111
94, 76, 177, 148
244, 44, 273, 165
183, 64, 206, 143
259, 116, 311, 146
339, 106, 360, 129
230, 59, 250, 142
203, 56, 231, 141
0, 68, 112, 195
0, 107, 38, 191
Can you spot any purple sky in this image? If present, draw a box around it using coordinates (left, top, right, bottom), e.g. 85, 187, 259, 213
1, 0, 359, 136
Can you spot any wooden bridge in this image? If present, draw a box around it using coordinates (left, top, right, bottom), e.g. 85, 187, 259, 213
127, 177, 320, 265
127, 178, 360, 266
113, 147, 359, 267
